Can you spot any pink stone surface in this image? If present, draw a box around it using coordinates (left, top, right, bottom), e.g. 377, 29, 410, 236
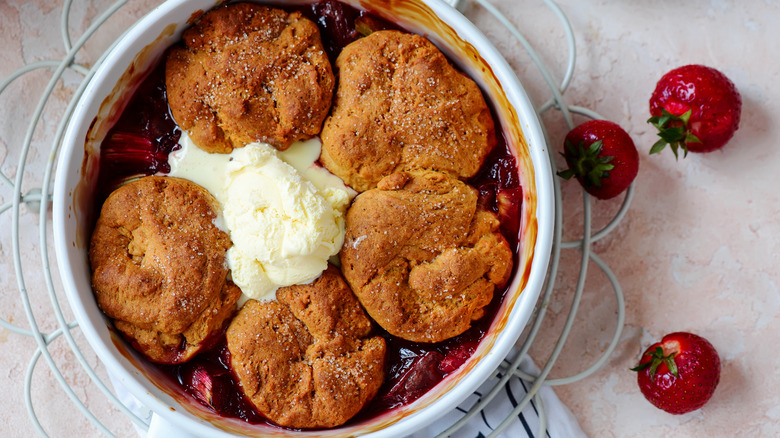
1, 0, 777, 437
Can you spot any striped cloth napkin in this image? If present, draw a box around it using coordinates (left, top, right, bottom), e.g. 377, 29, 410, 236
410, 353, 587, 438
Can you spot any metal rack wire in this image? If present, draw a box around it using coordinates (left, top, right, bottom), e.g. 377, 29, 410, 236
1, 0, 630, 436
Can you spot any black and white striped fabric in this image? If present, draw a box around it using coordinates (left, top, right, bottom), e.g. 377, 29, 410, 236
410, 353, 587, 438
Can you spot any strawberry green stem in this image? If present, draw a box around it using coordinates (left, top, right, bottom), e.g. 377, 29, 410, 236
631, 346, 679, 381
647, 109, 702, 159
557, 140, 614, 188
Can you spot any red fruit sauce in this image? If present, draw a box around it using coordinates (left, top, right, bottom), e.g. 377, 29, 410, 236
96, 0, 523, 430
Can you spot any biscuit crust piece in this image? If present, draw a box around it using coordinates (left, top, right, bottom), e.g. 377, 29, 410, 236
320, 30, 496, 192
166, 2, 335, 153
226, 266, 386, 429
340, 170, 513, 343
89, 176, 240, 364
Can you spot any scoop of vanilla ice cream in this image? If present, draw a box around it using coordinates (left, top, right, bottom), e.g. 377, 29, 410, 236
223, 144, 345, 299
168, 133, 351, 301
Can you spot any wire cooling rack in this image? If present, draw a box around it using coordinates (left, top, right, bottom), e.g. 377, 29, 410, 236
1, 0, 631, 436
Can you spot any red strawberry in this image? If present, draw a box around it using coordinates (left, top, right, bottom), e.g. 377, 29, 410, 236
648, 64, 742, 157
632, 332, 721, 414
558, 120, 639, 200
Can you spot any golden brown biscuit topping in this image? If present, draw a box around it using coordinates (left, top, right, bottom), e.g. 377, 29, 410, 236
226, 266, 386, 429
89, 176, 240, 363
320, 30, 496, 192
166, 3, 335, 153
340, 170, 513, 343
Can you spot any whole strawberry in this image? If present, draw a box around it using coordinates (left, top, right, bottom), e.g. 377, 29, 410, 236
632, 332, 721, 414
558, 120, 639, 200
648, 64, 742, 157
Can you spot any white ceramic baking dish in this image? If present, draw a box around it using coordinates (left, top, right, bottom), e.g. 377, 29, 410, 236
53, 0, 554, 436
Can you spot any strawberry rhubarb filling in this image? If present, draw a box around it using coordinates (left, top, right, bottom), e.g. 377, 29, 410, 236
94, 0, 524, 428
